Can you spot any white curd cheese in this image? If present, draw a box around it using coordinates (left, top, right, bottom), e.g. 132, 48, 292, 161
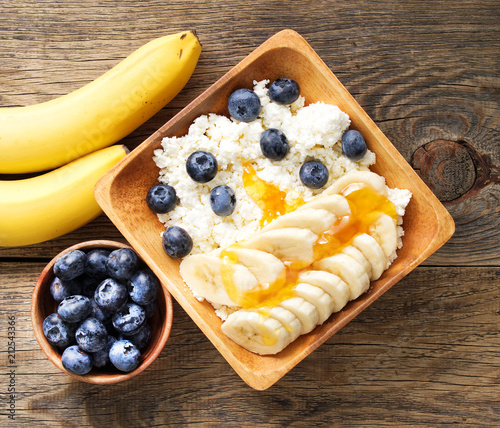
153, 79, 379, 253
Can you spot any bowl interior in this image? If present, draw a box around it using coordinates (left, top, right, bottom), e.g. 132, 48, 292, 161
31, 240, 173, 384
95, 30, 454, 390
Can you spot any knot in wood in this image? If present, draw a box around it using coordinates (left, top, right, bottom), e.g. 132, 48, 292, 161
411, 140, 476, 202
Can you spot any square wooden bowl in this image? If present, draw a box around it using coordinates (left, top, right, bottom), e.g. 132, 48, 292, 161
94, 29, 455, 390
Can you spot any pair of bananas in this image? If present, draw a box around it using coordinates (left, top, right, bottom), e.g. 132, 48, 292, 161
0, 31, 201, 247
180, 171, 404, 355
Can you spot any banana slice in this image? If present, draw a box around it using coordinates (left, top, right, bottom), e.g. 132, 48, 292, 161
222, 248, 285, 286
341, 245, 372, 279
352, 233, 387, 280
244, 228, 318, 264
261, 208, 336, 235
368, 213, 398, 259
180, 254, 258, 307
279, 296, 319, 334
294, 283, 335, 325
259, 306, 302, 342
298, 270, 350, 313
296, 194, 351, 217
323, 170, 387, 196
313, 253, 370, 301
221, 310, 292, 355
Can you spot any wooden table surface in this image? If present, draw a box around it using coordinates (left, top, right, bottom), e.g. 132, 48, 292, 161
1, 1, 499, 426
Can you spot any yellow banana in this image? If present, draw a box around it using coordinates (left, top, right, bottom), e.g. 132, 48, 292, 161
0, 145, 128, 247
0, 31, 201, 173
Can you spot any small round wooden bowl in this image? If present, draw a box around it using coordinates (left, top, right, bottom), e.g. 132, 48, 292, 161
31, 240, 173, 384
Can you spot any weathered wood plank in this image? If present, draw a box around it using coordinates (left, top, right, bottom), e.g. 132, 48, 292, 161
1, 262, 498, 426
0, 1, 499, 424
0, 1, 498, 265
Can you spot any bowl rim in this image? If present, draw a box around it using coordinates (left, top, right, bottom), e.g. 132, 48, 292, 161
30, 239, 174, 385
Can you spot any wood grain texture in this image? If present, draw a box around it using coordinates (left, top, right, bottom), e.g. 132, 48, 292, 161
1, 262, 499, 426
0, 0, 498, 265
0, 0, 499, 424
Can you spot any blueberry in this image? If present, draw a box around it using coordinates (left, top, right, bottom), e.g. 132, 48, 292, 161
61, 345, 93, 375
112, 302, 146, 335
91, 299, 112, 324
57, 295, 92, 323
104, 323, 120, 338
85, 249, 110, 279
50, 276, 82, 303
341, 129, 367, 161
120, 323, 152, 351
299, 160, 329, 189
92, 335, 117, 369
162, 226, 193, 258
143, 300, 157, 319
94, 278, 129, 313
210, 185, 236, 217
75, 317, 108, 352
42, 313, 76, 348
185, 151, 218, 183
128, 268, 159, 305
268, 78, 300, 105
81, 275, 100, 299
109, 340, 141, 372
228, 88, 261, 122
53, 250, 87, 281
146, 184, 177, 214
260, 128, 290, 161
106, 248, 138, 282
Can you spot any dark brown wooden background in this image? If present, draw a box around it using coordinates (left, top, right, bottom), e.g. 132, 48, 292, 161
1, 1, 499, 426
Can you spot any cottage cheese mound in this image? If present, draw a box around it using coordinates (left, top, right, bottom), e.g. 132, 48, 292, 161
153, 80, 380, 254
388, 187, 413, 265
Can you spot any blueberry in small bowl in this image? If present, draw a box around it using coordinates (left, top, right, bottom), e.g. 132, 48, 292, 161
94, 278, 129, 313
53, 249, 87, 281
31, 240, 173, 384
42, 313, 76, 349
106, 248, 138, 282
85, 248, 110, 280
109, 340, 141, 372
128, 268, 159, 306
120, 323, 152, 351
57, 295, 92, 324
50, 276, 82, 303
61, 345, 93, 375
75, 317, 109, 352
112, 302, 147, 336
92, 335, 117, 369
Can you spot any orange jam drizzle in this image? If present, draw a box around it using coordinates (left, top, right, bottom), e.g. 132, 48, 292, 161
220, 247, 300, 309
221, 176, 398, 311
314, 185, 398, 260
242, 163, 304, 227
